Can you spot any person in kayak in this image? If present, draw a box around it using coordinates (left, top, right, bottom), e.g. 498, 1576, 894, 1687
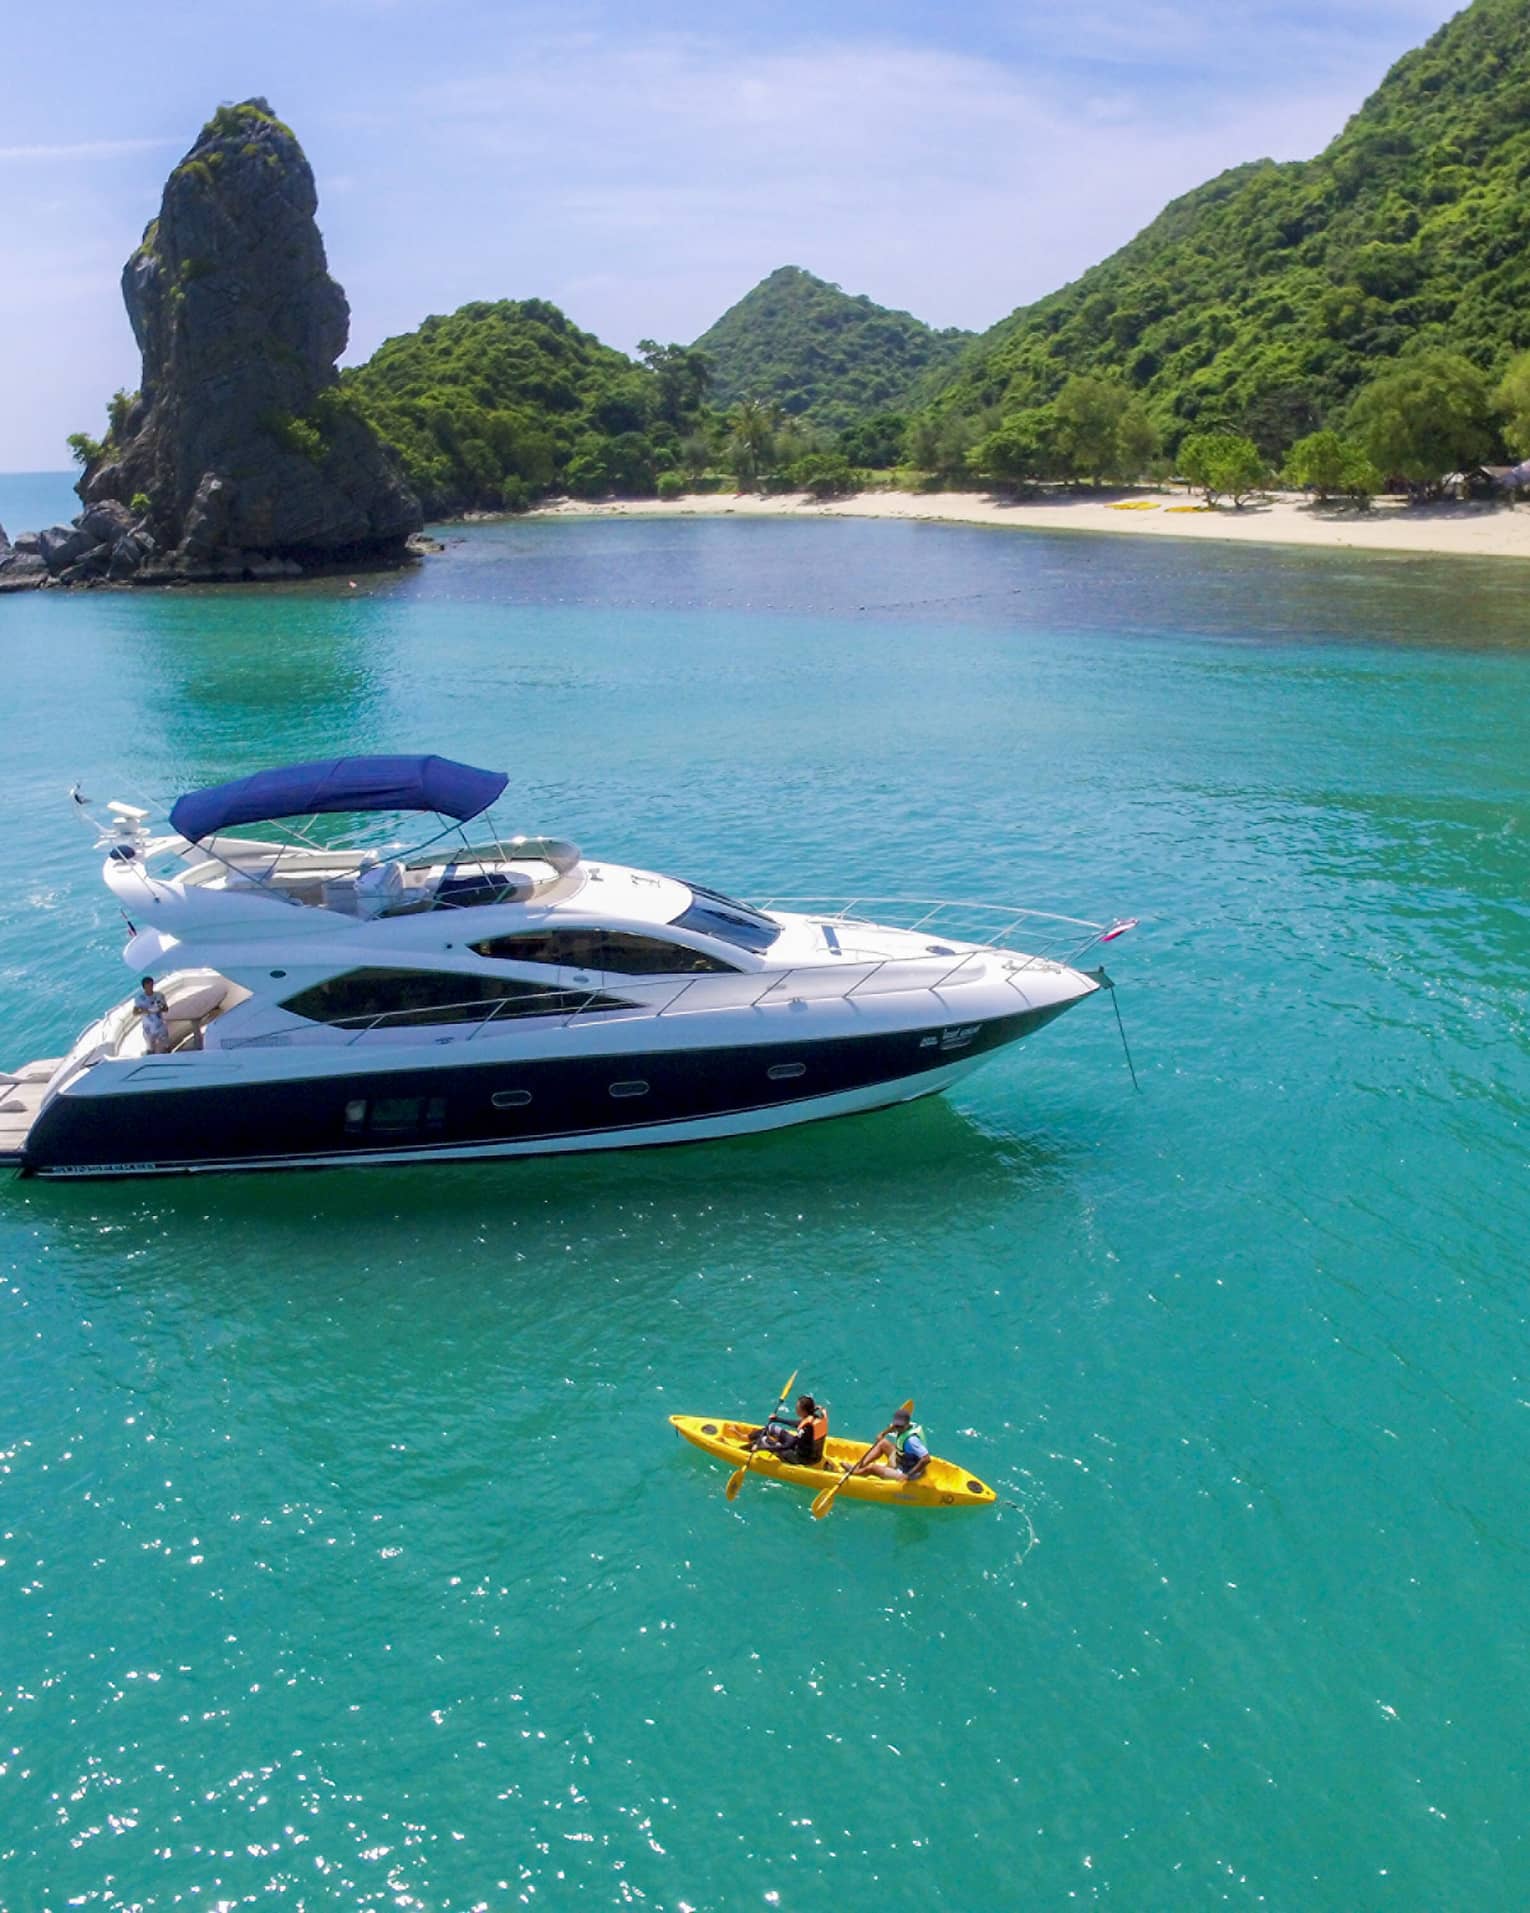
852, 1406, 930, 1483
748, 1393, 829, 1466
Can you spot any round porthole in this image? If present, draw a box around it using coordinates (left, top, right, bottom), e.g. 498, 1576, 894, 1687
702, 1423, 719, 1435
967, 1480, 983, 1494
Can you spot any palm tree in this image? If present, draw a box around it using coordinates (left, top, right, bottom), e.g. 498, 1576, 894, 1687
726, 398, 779, 490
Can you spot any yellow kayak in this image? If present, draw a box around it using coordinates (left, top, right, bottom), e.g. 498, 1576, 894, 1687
669, 1414, 996, 1509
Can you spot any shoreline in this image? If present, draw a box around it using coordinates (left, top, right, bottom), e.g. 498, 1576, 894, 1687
513, 487, 1530, 562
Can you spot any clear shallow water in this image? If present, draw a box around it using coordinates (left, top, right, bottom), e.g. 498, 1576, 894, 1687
1, 518, 1528, 1907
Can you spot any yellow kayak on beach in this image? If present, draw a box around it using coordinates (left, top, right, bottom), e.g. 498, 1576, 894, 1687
669, 1414, 996, 1509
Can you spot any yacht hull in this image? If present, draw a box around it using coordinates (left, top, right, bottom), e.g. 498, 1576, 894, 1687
20, 1001, 1074, 1179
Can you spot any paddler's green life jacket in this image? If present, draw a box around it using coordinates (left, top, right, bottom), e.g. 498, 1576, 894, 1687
891, 1421, 928, 1471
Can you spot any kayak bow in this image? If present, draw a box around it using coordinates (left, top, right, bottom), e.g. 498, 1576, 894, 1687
670, 1414, 996, 1509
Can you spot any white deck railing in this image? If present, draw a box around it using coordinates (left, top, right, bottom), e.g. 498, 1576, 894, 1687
752, 897, 1105, 965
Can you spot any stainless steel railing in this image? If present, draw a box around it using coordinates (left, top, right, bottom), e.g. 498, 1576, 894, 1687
753, 897, 1105, 966
216, 959, 1067, 1053
214, 899, 1112, 1051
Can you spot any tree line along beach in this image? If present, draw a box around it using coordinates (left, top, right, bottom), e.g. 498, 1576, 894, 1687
13, 0, 1530, 587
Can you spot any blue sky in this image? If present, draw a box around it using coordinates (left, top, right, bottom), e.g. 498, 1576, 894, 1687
1, 0, 1461, 470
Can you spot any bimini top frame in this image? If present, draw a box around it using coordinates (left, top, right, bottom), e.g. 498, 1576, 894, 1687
169, 754, 509, 844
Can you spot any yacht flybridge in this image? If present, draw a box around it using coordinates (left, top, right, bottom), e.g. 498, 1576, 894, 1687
0, 755, 1132, 1179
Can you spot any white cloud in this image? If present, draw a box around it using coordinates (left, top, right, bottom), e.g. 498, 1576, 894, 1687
394, 34, 1363, 351
0, 138, 177, 162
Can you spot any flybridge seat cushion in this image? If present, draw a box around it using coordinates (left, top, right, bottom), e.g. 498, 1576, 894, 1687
435, 866, 535, 909
354, 860, 406, 916
503, 836, 581, 877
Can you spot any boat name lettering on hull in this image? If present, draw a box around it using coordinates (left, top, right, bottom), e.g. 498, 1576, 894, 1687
49, 1163, 153, 1177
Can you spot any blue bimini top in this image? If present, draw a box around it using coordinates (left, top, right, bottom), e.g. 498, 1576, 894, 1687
169, 754, 509, 842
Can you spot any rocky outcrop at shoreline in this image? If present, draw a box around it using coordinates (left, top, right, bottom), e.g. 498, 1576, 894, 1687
2, 98, 421, 593
0, 501, 159, 589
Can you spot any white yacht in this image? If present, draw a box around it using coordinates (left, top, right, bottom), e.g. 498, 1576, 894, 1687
0, 755, 1132, 1178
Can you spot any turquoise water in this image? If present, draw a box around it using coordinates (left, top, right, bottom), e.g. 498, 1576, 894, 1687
1, 518, 1528, 1907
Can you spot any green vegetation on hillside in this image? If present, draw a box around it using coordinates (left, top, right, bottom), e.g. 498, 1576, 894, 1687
923, 0, 1530, 475
342, 295, 897, 512
693, 266, 970, 429
343, 301, 711, 513
337, 0, 1530, 515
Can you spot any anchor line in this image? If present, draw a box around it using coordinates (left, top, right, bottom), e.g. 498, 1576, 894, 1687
1109, 979, 1141, 1093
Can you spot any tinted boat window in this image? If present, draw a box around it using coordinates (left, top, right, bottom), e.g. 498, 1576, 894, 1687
344, 1096, 447, 1137
469, 928, 739, 974
283, 967, 632, 1028
671, 884, 781, 954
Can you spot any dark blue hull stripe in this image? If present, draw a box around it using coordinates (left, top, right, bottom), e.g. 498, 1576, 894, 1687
23, 1005, 1069, 1177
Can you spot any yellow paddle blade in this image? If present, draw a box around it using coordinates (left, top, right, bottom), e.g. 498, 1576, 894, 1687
810, 1488, 836, 1519
726, 1370, 796, 1502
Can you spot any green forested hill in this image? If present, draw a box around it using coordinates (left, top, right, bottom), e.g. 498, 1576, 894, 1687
693, 266, 971, 427
343, 300, 695, 513
342, 0, 1530, 508
926, 0, 1530, 455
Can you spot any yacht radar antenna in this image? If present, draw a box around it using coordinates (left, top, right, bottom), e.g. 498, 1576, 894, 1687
68, 785, 152, 856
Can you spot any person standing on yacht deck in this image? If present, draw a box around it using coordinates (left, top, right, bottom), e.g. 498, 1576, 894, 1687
132, 975, 171, 1054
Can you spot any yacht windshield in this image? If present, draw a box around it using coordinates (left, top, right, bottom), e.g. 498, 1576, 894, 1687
671, 883, 782, 954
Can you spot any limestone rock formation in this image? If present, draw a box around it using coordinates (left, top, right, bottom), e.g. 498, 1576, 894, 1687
65, 99, 419, 580
0, 528, 47, 589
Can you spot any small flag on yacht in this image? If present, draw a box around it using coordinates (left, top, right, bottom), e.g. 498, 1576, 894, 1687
1099, 918, 1139, 942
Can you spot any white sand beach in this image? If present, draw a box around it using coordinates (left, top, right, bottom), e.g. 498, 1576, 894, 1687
526, 487, 1530, 560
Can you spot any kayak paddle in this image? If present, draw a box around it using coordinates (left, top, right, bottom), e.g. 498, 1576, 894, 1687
725, 1368, 797, 1501
811, 1399, 914, 1520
